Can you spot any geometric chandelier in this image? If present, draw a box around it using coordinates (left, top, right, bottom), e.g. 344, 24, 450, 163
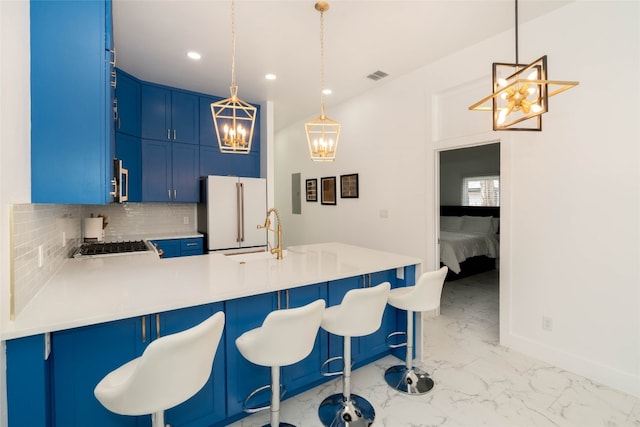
211, 0, 257, 153
468, 0, 578, 131
305, 1, 341, 161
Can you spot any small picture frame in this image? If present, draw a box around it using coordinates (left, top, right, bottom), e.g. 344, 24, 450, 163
340, 173, 359, 198
321, 176, 337, 205
306, 178, 318, 202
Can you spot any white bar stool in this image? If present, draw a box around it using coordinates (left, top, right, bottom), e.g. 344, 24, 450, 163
384, 266, 447, 394
318, 282, 391, 427
94, 311, 225, 427
236, 299, 326, 427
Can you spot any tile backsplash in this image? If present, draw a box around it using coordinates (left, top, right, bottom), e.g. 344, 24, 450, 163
10, 203, 197, 317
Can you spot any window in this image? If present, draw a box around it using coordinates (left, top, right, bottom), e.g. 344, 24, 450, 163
462, 175, 500, 206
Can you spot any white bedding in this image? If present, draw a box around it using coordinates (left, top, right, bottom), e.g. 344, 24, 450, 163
440, 231, 499, 274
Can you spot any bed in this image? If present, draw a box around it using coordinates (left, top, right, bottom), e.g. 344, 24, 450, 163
439, 206, 499, 280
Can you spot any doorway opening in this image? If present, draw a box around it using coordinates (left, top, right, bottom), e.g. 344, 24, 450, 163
437, 142, 501, 341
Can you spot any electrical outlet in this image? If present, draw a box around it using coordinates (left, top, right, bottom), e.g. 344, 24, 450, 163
542, 316, 553, 331
183, 216, 189, 225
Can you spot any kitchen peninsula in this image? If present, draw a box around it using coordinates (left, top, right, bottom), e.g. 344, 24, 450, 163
3, 242, 421, 427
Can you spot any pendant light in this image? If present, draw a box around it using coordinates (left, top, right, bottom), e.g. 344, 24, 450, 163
468, 0, 578, 131
211, 0, 257, 154
305, 1, 341, 162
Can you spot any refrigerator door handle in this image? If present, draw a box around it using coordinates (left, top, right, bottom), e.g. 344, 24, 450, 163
237, 182, 245, 242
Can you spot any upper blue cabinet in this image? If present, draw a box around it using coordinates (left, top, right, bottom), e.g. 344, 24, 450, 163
31, 0, 116, 204
115, 70, 141, 138
141, 84, 199, 145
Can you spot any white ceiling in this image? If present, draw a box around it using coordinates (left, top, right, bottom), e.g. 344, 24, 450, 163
113, 0, 570, 131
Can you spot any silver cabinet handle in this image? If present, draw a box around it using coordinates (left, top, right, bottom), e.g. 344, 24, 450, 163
173, 129, 177, 140
155, 314, 161, 338
141, 316, 147, 343
167, 129, 170, 140
173, 189, 177, 200
277, 291, 281, 310
167, 189, 171, 201
186, 242, 197, 247
286, 290, 290, 308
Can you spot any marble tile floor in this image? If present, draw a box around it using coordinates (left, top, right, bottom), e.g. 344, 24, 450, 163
228, 270, 640, 426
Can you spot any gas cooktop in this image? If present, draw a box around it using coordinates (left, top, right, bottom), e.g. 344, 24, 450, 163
73, 240, 153, 259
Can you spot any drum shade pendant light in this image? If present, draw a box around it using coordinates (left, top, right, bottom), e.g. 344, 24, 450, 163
305, 1, 341, 162
468, 0, 578, 131
211, 0, 256, 154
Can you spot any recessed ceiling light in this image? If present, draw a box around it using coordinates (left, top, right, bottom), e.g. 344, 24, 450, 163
323, 88, 332, 95
187, 51, 201, 60
265, 73, 277, 80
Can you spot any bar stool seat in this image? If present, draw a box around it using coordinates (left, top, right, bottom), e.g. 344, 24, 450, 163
94, 312, 225, 427
384, 266, 447, 395
236, 299, 326, 427
318, 282, 391, 427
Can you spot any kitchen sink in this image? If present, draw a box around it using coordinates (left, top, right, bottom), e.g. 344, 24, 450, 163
226, 250, 288, 263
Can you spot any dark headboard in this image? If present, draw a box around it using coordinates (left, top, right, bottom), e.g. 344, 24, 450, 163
440, 205, 500, 218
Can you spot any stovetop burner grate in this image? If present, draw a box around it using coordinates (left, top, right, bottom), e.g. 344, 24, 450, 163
77, 240, 150, 257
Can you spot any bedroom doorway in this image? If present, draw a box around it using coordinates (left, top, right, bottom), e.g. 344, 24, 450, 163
437, 142, 501, 341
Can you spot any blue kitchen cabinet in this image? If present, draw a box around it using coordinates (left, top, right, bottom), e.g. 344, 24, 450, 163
115, 133, 142, 202
51, 316, 146, 427
225, 292, 279, 420
115, 70, 141, 137
141, 140, 199, 202
141, 85, 198, 144
172, 142, 200, 202
6, 334, 51, 427
31, 0, 116, 204
160, 303, 227, 427
151, 237, 203, 258
50, 304, 225, 427
141, 139, 172, 202
281, 283, 329, 395
199, 95, 224, 147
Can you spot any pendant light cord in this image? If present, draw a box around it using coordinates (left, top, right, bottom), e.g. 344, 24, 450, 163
230, 0, 237, 92
514, 0, 519, 65
319, 8, 326, 118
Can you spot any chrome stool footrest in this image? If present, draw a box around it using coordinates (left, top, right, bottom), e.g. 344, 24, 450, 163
384, 365, 434, 395
318, 393, 374, 427
242, 383, 286, 414
320, 355, 355, 377
385, 331, 407, 349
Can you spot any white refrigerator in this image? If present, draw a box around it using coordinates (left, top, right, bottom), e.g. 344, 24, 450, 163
198, 175, 267, 252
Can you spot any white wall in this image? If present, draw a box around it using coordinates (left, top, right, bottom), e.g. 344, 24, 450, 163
0, 1, 31, 424
275, 1, 639, 397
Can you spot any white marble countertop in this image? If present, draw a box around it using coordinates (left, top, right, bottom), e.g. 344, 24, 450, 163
1, 243, 421, 340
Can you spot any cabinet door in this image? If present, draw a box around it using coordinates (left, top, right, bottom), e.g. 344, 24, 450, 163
199, 95, 223, 147
115, 133, 142, 202
141, 84, 171, 141
360, 270, 398, 363
200, 146, 260, 179
281, 283, 328, 395
151, 239, 181, 258
159, 303, 227, 427
181, 237, 204, 256
172, 143, 200, 202
115, 70, 141, 137
31, 0, 114, 204
51, 316, 147, 427
225, 292, 278, 418
171, 91, 198, 144
142, 139, 172, 202
326, 275, 365, 364
6, 335, 51, 427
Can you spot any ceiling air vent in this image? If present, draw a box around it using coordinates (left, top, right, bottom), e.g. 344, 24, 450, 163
366, 70, 389, 81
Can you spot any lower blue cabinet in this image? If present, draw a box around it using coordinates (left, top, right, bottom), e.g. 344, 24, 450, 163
151, 237, 203, 259
225, 292, 279, 419
50, 303, 225, 427
6, 334, 52, 427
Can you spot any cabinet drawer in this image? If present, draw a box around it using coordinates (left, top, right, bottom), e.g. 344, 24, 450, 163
181, 238, 203, 253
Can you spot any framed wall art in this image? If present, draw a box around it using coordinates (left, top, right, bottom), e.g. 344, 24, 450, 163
306, 178, 318, 202
321, 176, 337, 205
340, 173, 359, 198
